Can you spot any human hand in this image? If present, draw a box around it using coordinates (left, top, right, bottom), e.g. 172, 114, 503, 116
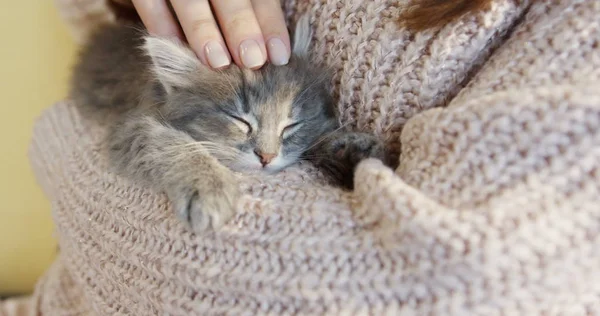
131, 0, 291, 69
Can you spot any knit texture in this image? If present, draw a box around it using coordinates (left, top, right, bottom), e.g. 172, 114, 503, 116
6, 0, 600, 315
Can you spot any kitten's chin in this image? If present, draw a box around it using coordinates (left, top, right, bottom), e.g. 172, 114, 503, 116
262, 156, 299, 174
227, 164, 286, 175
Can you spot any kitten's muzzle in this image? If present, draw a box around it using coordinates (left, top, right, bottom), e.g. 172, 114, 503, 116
254, 150, 277, 166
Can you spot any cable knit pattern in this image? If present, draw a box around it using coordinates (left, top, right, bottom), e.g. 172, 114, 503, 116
283, 0, 529, 156
4, 0, 599, 315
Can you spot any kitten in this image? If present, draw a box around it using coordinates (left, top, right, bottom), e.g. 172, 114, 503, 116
70, 16, 385, 232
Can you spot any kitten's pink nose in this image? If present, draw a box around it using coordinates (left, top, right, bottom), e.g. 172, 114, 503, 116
254, 150, 276, 166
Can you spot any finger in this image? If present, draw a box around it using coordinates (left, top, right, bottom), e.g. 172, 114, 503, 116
171, 0, 231, 69
251, 0, 290, 66
211, 0, 267, 69
131, 0, 183, 39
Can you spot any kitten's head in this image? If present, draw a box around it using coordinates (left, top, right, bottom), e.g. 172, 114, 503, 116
143, 15, 338, 173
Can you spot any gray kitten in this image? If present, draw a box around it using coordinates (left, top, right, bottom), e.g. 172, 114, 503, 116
70, 16, 385, 232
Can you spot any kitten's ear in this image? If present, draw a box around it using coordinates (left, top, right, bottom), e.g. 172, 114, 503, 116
143, 36, 201, 92
292, 14, 313, 57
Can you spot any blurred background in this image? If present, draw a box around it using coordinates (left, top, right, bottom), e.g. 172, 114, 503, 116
0, 2, 76, 295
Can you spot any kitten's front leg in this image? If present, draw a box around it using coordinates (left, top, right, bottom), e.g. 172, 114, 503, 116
165, 164, 240, 232
108, 115, 241, 232
306, 131, 386, 189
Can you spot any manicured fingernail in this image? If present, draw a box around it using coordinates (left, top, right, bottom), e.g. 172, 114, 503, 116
239, 39, 266, 69
204, 41, 230, 68
267, 38, 289, 66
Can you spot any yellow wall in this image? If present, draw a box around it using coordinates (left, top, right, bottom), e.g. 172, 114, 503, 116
0, 2, 77, 294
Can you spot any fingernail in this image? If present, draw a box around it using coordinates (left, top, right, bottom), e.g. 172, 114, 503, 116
267, 38, 289, 66
204, 41, 230, 68
239, 39, 266, 69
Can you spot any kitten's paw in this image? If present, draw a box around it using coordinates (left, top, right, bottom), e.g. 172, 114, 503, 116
320, 132, 385, 188
330, 132, 385, 166
168, 173, 241, 233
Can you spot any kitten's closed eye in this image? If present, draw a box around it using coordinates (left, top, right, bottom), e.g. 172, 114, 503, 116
229, 114, 303, 139
282, 122, 303, 139
229, 115, 253, 135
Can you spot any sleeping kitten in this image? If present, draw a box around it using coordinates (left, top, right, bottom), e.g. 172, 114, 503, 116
70, 16, 385, 232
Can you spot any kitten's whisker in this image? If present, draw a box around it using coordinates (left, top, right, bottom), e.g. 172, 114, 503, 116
302, 121, 351, 153
163, 141, 236, 153
193, 145, 244, 158
160, 141, 243, 161
295, 72, 330, 101
303, 157, 347, 165
155, 109, 168, 125
300, 154, 339, 160
163, 143, 201, 150
194, 147, 240, 157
